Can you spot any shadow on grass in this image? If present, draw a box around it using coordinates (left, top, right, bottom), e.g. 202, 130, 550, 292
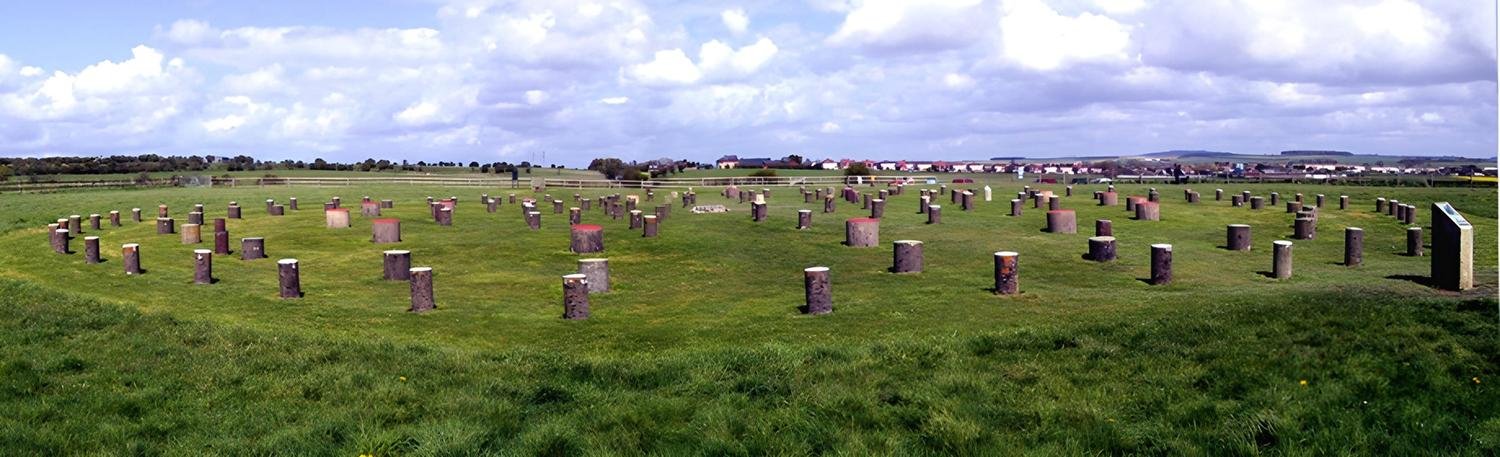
1385, 274, 1435, 288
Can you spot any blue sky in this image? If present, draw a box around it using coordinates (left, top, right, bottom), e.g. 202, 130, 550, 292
0, 0, 1494, 166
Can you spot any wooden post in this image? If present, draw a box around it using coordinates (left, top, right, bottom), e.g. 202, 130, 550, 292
892, 240, 923, 273
372, 219, 402, 243
123, 243, 142, 274
578, 258, 610, 293
1343, 228, 1363, 267
845, 218, 879, 247
993, 252, 1019, 295
84, 236, 100, 264
1271, 240, 1293, 279
1088, 236, 1116, 261
570, 224, 604, 253
1135, 202, 1160, 221
193, 249, 213, 285
383, 250, 411, 280
1095, 219, 1112, 236
797, 210, 812, 229
1226, 224, 1251, 251
181, 223, 202, 244
408, 267, 436, 312
1407, 227, 1423, 256
1150, 244, 1172, 285
156, 217, 175, 234
241, 237, 266, 260
562, 274, 590, 319
927, 205, 942, 224
279, 259, 302, 298
1046, 210, 1076, 233
803, 267, 832, 315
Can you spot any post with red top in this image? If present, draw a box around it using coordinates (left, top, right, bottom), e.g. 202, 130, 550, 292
570, 224, 604, 253
325, 208, 351, 228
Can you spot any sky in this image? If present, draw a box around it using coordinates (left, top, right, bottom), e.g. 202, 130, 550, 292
0, 0, 1494, 167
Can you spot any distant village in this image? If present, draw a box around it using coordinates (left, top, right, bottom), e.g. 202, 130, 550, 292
714, 154, 1496, 179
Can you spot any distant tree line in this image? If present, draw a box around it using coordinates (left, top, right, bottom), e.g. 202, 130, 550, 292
587, 157, 704, 180
0, 155, 578, 181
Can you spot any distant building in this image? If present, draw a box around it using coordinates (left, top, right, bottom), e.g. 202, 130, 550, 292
716, 155, 739, 169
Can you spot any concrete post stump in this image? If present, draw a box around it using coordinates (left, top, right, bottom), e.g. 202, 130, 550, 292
1135, 202, 1160, 221
84, 236, 100, 263
181, 223, 202, 244
409, 267, 436, 313
384, 250, 411, 280
1088, 236, 1116, 262
1046, 210, 1076, 234
927, 205, 942, 224
571, 225, 605, 253
1407, 227, 1423, 256
372, 219, 401, 243
1344, 228, 1363, 267
123, 244, 142, 274
892, 240, 923, 273
797, 210, 812, 230
845, 218, 879, 247
241, 237, 266, 260
326, 208, 352, 228
1150, 244, 1173, 285
804, 267, 832, 315
132, 208, 142, 222
1095, 219, 1113, 236
993, 252, 1019, 295
562, 274, 590, 319
1227, 224, 1251, 251
279, 259, 302, 298
193, 250, 213, 285
156, 217, 175, 234
643, 215, 659, 237
1272, 241, 1293, 279
1250, 196, 1264, 210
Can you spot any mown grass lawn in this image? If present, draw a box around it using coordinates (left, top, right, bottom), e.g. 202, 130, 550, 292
0, 177, 1494, 455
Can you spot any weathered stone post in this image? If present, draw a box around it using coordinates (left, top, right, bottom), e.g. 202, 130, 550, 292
1430, 202, 1474, 290
157, 217, 175, 234
1135, 202, 1160, 221
578, 258, 610, 293
241, 237, 266, 260
132, 208, 142, 222
797, 210, 812, 229
1404, 205, 1417, 224
1389, 199, 1402, 215
278, 259, 302, 298
188, 211, 204, 226
1293, 217, 1315, 240
1272, 240, 1293, 279
409, 267, 436, 312
193, 249, 213, 285
1088, 236, 1116, 261
89, 214, 101, 230
123, 243, 142, 274
1095, 219, 1113, 236
1407, 227, 1424, 256
372, 219, 401, 243
570, 224, 604, 253
642, 215, 659, 237
1150, 244, 1173, 285
1250, 196, 1264, 210
885, 240, 925, 273
84, 236, 101, 264
181, 223, 202, 244
562, 274, 590, 319
927, 205, 942, 224
1342, 227, 1363, 267
994, 251, 1019, 295
1227, 224, 1251, 251
804, 267, 832, 315
845, 218, 879, 247
871, 198, 886, 218
1046, 210, 1076, 233
986, 186, 994, 201
383, 250, 411, 280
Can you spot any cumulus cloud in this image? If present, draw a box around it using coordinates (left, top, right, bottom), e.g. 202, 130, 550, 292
827, 0, 989, 53
624, 37, 778, 86
721, 8, 749, 34
998, 0, 1134, 71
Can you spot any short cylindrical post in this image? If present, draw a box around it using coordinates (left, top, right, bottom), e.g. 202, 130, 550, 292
1125, 196, 1139, 212
1215, 189, 1223, 201
193, 249, 213, 285
1241, 190, 1251, 203
804, 267, 832, 315
578, 258, 610, 293
1339, 195, 1348, 210
871, 198, 886, 218
361, 202, 381, 217
527, 211, 541, 230
89, 214, 101, 230
213, 218, 226, 232
1088, 236, 1117, 262
1272, 241, 1293, 279
1406, 227, 1423, 256
1135, 202, 1160, 221
84, 236, 100, 263
993, 252, 1019, 295
214, 229, 230, 254
553, 200, 564, 214
1010, 199, 1022, 216
1149, 244, 1173, 285
435, 208, 452, 226
372, 219, 401, 243
797, 210, 812, 229
1046, 210, 1076, 233
156, 217, 175, 234
629, 210, 643, 229
241, 237, 266, 260
1227, 224, 1251, 251
1293, 218, 1314, 240
1095, 219, 1112, 236
927, 205, 942, 224
562, 274, 590, 319
1343, 228, 1363, 267
570, 225, 604, 253
188, 211, 204, 226
180, 223, 202, 244
1187, 191, 1200, 203
279, 259, 302, 298
569, 207, 582, 225
1099, 192, 1118, 206
132, 208, 142, 222
845, 218, 879, 247
1231, 195, 1243, 207
382, 199, 395, 209
158, 205, 169, 218
1048, 196, 1060, 211
1286, 201, 1302, 213
52, 228, 70, 254
326, 208, 351, 228
109, 210, 121, 226
1270, 192, 1280, 206
409, 267, 435, 312
892, 240, 923, 273
383, 250, 411, 280
269, 205, 285, 216
641, 214, 661, 237
1250, 196, 1264, 210
1375, 198, 1387, 213
919, 196, 930, 214
122, 243, 142, 274
1315, 194, 1325, 208
289, 197, 299, 210
1147, 189, 1160, 203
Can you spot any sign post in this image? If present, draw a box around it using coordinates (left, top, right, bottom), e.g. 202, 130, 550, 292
1430, 202, 1473, 291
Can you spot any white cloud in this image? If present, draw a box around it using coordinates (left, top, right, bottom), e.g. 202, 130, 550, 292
721, 8, 749, 34
624, 37, 778, 86
820, 121, 842, 133
625, 49, 702, 85
999, 0, 1133, 71
1094, 0, 1146, 14
827, 0, 986, 52
394, 101, 443, 125
525, 90, 548, 105
943, 73, 975, 90
600, 96, 629, 105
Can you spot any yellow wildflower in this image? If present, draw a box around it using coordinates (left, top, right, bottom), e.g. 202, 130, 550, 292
399, 376, 407, 382
1299, 380, 1308, 386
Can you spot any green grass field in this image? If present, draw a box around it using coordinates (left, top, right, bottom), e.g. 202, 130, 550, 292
0, 176, 1495, 454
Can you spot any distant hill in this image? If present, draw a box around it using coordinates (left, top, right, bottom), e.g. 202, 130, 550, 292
1281, 150, 1353, 156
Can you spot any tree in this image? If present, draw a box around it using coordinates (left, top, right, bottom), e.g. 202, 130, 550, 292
844, 162, 872, 176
